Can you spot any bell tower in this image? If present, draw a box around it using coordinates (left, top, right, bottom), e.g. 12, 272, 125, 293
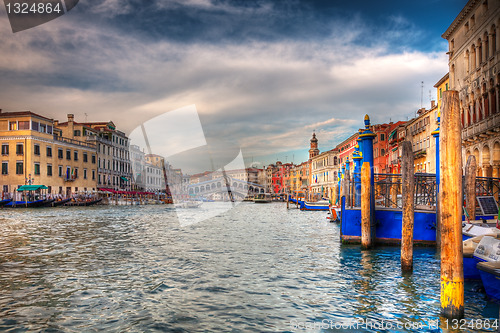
309, 132, 319, 160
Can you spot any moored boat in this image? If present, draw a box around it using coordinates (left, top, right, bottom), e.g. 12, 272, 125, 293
64, 198, 102, 206
462, 221, 500, 240
473, 235, 500, 301
175, 200, 203, 208
477, 261, 500, 301
45, 198, 72, 207
0, 199, 12, 206
328, 206, 341, 222
4, 199, 47, 208
301, 200, 330, 211
254, 193, 272, 203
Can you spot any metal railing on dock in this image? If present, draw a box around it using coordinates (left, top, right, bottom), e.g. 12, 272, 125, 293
346, 173, 437, 210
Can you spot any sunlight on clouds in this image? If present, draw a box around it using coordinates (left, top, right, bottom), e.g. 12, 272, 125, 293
0, 6, 449, 165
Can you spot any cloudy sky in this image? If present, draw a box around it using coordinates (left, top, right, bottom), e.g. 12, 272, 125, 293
0, 0, 467, 172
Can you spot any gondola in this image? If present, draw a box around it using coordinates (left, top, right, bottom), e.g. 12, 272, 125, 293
44, 198, 72, 207
0, 199, 12, 206
4, 199, 47, 208
64, 198, 102, 206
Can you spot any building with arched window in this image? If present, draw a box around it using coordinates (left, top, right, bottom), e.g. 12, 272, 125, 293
442, 0, 500, 177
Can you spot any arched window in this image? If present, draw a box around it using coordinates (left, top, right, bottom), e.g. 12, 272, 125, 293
478, 39, 483, 64
483, 82, 489, 118
484, 32, 489, 60
492, 25, 497, 54
465, 50, 470, 74
471, 44, 476, 69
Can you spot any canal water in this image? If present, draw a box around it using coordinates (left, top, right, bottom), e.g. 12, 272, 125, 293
0, 202, 498, 332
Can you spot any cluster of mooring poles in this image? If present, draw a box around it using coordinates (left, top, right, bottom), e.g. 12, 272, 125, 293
353, 90, 465, 319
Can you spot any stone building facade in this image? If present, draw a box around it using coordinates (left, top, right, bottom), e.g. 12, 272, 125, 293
443, 0, 500, 177
0, 110, 97, 197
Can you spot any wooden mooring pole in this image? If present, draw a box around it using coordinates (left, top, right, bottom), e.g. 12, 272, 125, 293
465, 155, 477, 221
440, 90, 464, 319
361, 162, 372, 249
401, 141, 414, 272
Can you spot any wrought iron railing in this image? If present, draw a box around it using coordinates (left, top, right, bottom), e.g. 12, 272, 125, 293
346, 172, 437, 210
475, 176, 500, 198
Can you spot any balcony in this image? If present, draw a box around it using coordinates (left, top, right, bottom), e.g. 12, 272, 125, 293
54, 135, 96, 149
462, 113, 500, 142
413, 149, 427, 159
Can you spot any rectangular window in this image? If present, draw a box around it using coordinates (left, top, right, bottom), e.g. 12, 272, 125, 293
74, 151, 78, 161
83, 169, 87, 179
380, 133, 385, 141
47, 164, 52, 176
66, 167, 71, 179
1, 144, 8, 155
74, 168, 78, 179
9, 122, 17, 130
34, 144, 40, 155
1, 162, 8, 175
18, 121, 29, 130
16, 143, 23, 155
66, 149, 71, 160
46, 146, 52, 157
16, 161, 23, 174
91, 154, 96, 164
58, 165, 63, 177
40, 124, 46, 133
58, 148, 63, 159
31, 121, 39, 131
92, 170, 96, 180
83, 152, 88, 163
34, 163, 40, 175
74, 130, 81, 136
47, 125, 53, 134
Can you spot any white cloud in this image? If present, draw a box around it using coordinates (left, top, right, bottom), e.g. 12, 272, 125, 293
0, 9, 449, 167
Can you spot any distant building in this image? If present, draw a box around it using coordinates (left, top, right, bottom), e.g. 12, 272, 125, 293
310, 148, 339, 198
0, 110, 97, 197
387, 123, 407, 173
337, 132, 359, 174
404, 103, 438, 174
70, 118, 133, 191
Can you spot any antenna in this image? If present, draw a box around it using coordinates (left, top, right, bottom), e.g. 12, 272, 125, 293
84, 113, 88, 122
420, 81, 424, 109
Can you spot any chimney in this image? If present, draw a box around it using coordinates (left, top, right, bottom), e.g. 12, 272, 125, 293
67, 114, 74, 138
431, 100, 436, 108
54, 120, 59, 126
0, 109, 2, 114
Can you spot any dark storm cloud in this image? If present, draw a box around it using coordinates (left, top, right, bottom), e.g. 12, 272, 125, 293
0, 0, 465, 167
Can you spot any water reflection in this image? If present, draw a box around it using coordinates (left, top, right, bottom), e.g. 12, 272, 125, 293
0, 204, 497, 332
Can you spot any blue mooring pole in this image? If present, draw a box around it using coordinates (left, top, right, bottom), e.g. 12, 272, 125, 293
359, 115, 376, 244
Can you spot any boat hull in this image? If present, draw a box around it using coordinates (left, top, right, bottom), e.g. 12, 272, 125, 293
463, 256, 481, 280
477, 263, 500, 302
0, 199, 12, 206
4, 199, 47, 208
64, 198, 102, 206
301, 202, 329, 211
46, 198, 72, 207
